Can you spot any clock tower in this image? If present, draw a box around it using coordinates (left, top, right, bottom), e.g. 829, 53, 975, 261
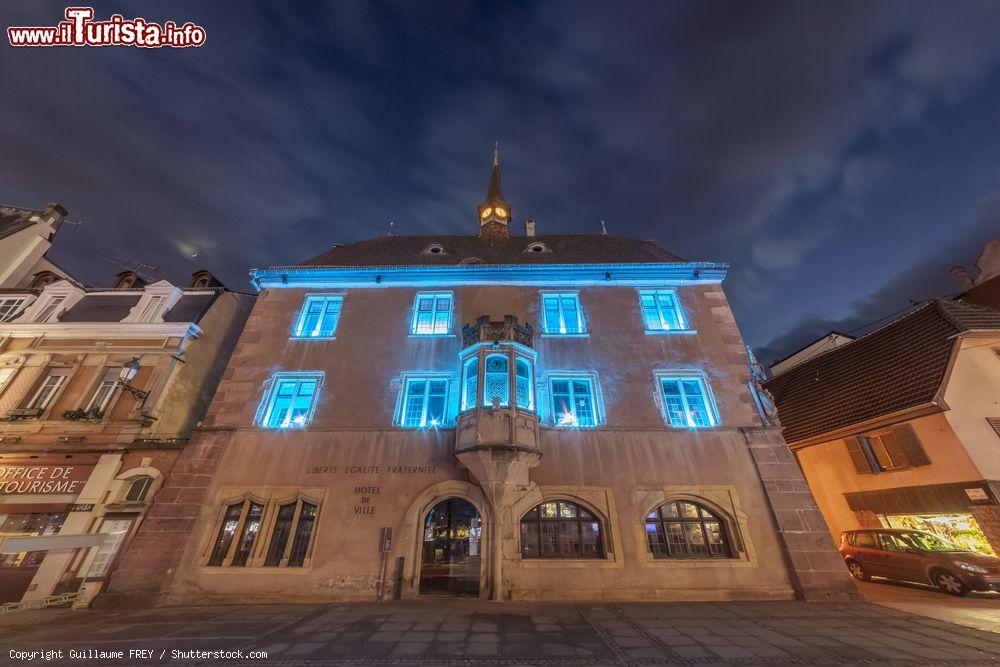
478, 144, 511, 239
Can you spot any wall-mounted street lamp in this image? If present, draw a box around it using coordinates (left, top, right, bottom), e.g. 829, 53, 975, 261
117, 357, 151, 404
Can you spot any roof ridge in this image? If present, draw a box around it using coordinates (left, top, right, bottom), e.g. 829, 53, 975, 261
765, 300, 935, 382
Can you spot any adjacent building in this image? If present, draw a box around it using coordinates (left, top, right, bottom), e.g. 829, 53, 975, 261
766, 245, 1000, 557
0, 203, 254, 606
105, 154, 854, 606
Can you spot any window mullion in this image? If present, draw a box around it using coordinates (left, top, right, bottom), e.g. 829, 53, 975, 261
222, 500, 250, 567
419, 381, 429, 426
282, 498, 303, 567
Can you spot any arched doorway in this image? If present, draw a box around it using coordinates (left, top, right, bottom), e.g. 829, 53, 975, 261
419, 498, 481, 597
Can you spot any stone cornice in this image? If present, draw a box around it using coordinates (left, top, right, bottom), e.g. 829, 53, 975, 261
0, 321, 203, 339
251, 262, 729, 290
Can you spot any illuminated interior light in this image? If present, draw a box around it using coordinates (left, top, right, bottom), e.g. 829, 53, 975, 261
558, 412, 579, 427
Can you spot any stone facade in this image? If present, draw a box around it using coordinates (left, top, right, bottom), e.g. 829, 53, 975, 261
105, 162, 852, 605
0, 272, 253, 606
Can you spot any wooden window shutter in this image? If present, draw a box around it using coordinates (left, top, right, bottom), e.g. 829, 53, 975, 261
889, 425, 930, 467
845, 437, 874, 474
988, 418, 1000, 438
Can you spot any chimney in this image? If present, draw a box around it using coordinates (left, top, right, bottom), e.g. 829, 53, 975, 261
524, 219, 536, 237
951, 265, 973, 290
40, 202, 67, 226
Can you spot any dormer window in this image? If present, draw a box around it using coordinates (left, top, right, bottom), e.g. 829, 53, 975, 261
525, 242, 551, 254
422, 244, 446, 255
459, 257, 483, 266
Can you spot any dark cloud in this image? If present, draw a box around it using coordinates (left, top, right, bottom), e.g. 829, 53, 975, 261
2, 1, 1000, 355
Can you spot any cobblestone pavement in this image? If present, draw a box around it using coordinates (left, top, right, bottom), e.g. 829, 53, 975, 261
858, 577, 1000, 634
4, 599, 1000, 666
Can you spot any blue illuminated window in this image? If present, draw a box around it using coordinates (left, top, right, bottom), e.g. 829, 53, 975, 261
658, 376, 717, 428
461, 357, 478, 410
515, 358, 534, 410
293, 296, 342, 338
400, 377, 449, 427
639, 290, 685, 331
550, 376, 600, 427
259, 374, 322, 428
483, 354, 509, 408
541, 293, 585, 335
411, 292, 453, 335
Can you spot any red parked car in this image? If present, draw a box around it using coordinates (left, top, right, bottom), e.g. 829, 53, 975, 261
840, 529, 1000, 596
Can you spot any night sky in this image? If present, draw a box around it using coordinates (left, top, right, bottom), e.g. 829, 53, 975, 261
3, 2, 1000, 363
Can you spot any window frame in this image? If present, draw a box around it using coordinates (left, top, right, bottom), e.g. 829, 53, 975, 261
32, 295, 66, 323
85, 367, 121, 413
256, 372, 324, 429
396, 373, 452, 428
483, 353, 510, 408
0, 297, 27, 323
638, 289, 689, 333
24, 368, 72, 412
291, 294, 344, 339
124, 476, 154, 502
540, 291, 587, 336
655, 372, 720, 429
205, 493, 321, 569
409, 291, 454, 336
546, 372, 605, 428
645, 500, 733, 559
519, 500, 606, 560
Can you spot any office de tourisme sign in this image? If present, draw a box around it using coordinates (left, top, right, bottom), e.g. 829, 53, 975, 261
0, 464, 93, 494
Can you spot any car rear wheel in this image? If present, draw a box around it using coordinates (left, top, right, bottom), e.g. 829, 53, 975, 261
846, 560, 870, 582
933, 570, 968, 597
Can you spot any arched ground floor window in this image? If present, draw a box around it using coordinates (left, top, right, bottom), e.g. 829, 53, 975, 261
646, 500, 731, 558
520, 500, 604, 559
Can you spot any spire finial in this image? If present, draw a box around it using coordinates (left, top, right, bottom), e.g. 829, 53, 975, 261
601, 220, 608, 235
493, 141, 499, 167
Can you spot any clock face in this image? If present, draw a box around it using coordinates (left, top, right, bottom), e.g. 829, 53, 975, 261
494, 206, 507, 218
480, 207, 492, 219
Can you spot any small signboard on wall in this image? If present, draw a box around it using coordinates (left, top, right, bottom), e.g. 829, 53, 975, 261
965, 488, 989, 502
380, 527, 393, 553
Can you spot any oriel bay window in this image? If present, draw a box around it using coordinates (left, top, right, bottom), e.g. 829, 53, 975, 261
257, 372, 323, 429
293, 295, 343, 338
520, 501, 604, 559
207, 495, 320, 568
483, 354, 509, 407
399, 375, 449, 427
646, 501, 731, 559
459, 346, 536, 412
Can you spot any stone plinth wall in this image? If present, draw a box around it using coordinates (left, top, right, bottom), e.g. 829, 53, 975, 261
740, 427, 859, 601
97, 429, 234, 609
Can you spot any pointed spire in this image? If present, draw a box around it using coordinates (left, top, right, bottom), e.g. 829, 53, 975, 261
487, 142, 503, 201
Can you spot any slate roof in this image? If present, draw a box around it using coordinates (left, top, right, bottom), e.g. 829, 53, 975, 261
0, 205, 40, 241
959, 273, 1000, 311
764, 299, 1000, 444
300, 234, 686, 267
60, 295, 141, 322
163, 293, 220, 322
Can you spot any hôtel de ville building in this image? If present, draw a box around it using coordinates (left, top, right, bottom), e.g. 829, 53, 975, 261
104, 153, 855, 606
